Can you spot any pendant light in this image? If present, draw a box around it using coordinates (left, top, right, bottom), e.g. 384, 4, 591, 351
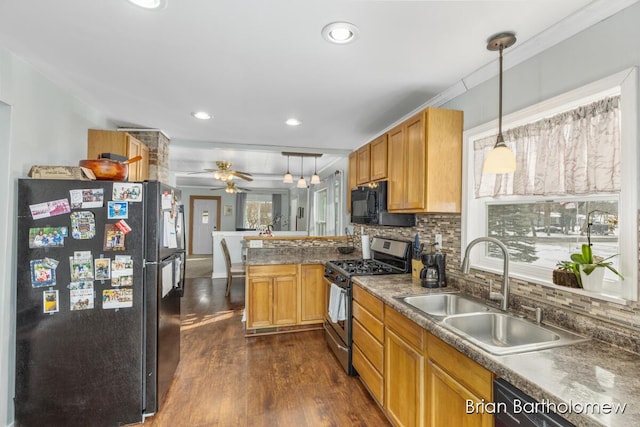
297, 156, 307, 188
483, 32, 517, 174
283, 155, 293, 183
310, 156, 320, 184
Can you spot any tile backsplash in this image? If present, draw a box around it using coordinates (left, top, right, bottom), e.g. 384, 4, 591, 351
355, 213, 640, 354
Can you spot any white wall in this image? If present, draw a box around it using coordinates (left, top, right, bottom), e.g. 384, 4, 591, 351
0, 47, 111, 426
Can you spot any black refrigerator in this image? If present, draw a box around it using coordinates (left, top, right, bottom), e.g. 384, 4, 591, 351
15, 179, 186, 427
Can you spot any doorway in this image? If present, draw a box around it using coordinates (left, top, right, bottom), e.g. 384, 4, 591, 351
189, 196, 221, 255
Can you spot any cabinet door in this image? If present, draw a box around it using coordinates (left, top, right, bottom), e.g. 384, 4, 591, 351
385, 327, 424, 427
356, 144, 371, 185
127, 137, 142, 181
300, 265, 325, 324
427, 361, 492, 427
386, 125, 405, 211
404, 113, 426, 210
347, 152, 357, 213
273, 275, 297, 326
246, 277, 273, 328
138, 143, 150, 181
87, 129, 128, 159
370, 135, 388, 181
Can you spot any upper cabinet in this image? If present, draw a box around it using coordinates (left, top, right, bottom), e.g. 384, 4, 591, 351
369, 134, 388, 182
356, 144, 371, 185
87, 129, 150, 181
387, 107, 463, 213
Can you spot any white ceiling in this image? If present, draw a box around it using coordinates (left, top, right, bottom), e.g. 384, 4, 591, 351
0, 0, 632, 190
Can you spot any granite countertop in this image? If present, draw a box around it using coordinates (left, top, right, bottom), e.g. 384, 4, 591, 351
246, 247, 362, 265
353, 274, 640, 427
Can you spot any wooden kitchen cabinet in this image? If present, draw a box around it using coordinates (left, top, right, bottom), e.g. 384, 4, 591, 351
369, 134, 388, 182
87, 129, 150, 181
352, 285, 385, 405
299, 264, 325, 325
347, 152, 357, 213
246, 265, 297, 329
384, 306, 425, 427
387, 107, 463, 213
426, 334, 494, 427
356, 144, 371, 185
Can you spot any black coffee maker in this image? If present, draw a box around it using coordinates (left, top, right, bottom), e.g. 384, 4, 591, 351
420, 253, 447, 288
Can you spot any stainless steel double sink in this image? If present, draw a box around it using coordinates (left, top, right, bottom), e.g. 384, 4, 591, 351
398, 293, 587, 355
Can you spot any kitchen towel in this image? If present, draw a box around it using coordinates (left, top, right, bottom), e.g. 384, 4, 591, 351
328, 283, 346, 323
362, 234, 371, 259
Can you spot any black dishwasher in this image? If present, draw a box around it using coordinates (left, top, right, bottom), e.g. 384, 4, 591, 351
494, 378, 575, 427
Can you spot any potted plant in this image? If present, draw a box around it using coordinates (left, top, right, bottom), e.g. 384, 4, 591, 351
559, 210, 623, 291
552, 260, 580, 288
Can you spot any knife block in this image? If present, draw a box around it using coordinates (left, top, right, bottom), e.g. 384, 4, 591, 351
411, 259, 422, 279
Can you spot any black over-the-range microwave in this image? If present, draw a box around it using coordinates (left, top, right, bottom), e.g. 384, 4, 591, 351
351, 181, 415, 227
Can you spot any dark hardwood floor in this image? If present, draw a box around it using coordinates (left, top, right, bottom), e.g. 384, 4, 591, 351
140, 274, 390, 427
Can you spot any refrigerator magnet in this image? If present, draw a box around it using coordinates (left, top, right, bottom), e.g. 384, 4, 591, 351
111, 255, 133, 287
29, 227, 68, 248
29, 198, 71, 220
70, 211, 96, 239
69, 281, 93, 290
107, 201, 128, 219
103, 224, 126, 251
70, 288, 94, 311
112, 183, 143, 202
94, 258, 111, 280
69, 251, 94, 282
102, 288, 133, 309
69, 188, 104, 209
43, 290, 59, 314
30, 259, 57, 288
114, 219, 132, 234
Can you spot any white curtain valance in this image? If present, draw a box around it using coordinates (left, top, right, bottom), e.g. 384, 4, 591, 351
474, 95, 621, 198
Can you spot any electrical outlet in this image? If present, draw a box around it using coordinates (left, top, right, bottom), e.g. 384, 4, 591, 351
249, 240, 263, 248
434, 234, 442, 249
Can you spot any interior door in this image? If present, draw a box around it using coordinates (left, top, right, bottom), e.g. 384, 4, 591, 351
189, 196, 220, 255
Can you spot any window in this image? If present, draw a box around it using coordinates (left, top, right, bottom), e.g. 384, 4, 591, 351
243, 194, 272, 229
310, 171, 343, 236
463, 68, 637, 302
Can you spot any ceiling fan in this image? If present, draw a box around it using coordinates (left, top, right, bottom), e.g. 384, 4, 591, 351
202, 161, 253, 182
210, 181, 251, 194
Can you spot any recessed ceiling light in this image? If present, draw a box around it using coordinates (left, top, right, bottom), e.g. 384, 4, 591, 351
192, 111, 212, 120
285, 118, 302, 126
126, 0, 167, 10
321, 22, 359, 45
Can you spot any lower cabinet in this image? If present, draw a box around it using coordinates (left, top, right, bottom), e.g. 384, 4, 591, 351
246, 264, 326, 331
350, 287, 495, 427
385, 306, 425, 427
246, 264, 297, 329
426, 334, 494, 427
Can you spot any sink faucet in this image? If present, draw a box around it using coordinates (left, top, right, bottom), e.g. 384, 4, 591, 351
461, 237, 510, 311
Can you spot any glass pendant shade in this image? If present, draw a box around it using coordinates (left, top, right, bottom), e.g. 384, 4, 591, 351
297, 177, 307, 188
310, 174, 320, 184
283, 155, 294, 183
483, 142, 516, 173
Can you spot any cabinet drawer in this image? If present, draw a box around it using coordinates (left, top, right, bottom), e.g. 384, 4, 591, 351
428, 334, 493, 400
384, 306, 424, 351
353, 301, 384, 341
352, 318, 384, 372
248, 264, 297, 277
353, 343, 384, 405
353, 285, 384, 319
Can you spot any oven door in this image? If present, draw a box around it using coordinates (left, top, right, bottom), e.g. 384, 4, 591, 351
323, 276, 353, 374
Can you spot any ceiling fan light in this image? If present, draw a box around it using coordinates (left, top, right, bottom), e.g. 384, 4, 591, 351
483, 144, 516, 173
311, 174, 320, 184
283, 172, 293, 183
297, 177, 307, 188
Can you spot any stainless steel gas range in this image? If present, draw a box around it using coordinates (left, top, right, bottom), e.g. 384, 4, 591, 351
323, 237, 412, 375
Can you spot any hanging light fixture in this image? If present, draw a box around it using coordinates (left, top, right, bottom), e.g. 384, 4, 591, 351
483, 32, 517, 174
283, 155, 293, 183
297, 156, 307, 188
311, 156, 320, 184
